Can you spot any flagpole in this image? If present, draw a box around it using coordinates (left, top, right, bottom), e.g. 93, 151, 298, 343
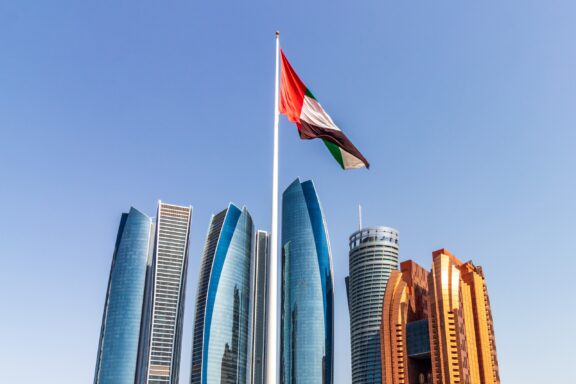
266, 31, 280, 384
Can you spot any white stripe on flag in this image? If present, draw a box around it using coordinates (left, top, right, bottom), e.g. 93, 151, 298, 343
340, 148, 365, 169
299, 96, 341, 131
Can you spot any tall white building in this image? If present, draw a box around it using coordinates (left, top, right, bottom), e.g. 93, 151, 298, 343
146, 203, 192, 384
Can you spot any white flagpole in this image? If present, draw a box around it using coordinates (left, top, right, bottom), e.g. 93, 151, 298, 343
265, 31, 280, 384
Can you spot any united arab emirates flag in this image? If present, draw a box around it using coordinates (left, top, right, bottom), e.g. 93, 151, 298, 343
279, 50, 370, 170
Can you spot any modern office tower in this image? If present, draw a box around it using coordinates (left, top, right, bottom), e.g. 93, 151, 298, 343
380, 249, 500, 384
381, 261, 431, 384
428, 249, 499, 384
94, 202, 191, 384
145, 203, 192, 384
190, 204, 254, 384
251, 231, 268, 384
94, 208, 154, 384
281, 179, 334, 384
347, 227, 399, 384
458, 262, 499, 384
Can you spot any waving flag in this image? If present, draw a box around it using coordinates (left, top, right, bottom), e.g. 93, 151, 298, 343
279, 50, 370, 170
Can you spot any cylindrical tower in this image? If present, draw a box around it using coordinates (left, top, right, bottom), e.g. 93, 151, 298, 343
347, 227, 399, 384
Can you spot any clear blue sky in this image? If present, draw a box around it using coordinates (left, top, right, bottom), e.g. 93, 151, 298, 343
1, 1, 575, 383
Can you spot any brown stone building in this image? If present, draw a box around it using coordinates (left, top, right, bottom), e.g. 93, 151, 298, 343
380, 249, 499, 384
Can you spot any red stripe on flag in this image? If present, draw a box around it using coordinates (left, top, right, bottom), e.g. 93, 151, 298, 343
279, 50, 307, 123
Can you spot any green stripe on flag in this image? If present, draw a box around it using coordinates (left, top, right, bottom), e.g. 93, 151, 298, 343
305, 88, 316, 100
323, 140, 345, 169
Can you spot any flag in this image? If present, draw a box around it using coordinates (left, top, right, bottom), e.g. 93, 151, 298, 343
279, 49, 370, 170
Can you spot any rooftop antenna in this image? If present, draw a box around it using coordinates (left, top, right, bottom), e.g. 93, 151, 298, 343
358, 204, 363, 231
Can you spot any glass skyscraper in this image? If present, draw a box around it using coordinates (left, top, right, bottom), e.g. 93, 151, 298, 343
281, 179, 334, 384
190, 204, 254, 384
347, 227, 399, 384
94, 208, 153, 384
94, 202, 192, 384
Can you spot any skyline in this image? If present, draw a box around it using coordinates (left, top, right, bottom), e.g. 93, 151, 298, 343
1, 1, 576, 383
93, 203, 192, 384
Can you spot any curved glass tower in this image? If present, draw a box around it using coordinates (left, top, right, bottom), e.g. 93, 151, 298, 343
94, 208, 153, 384
281, 179, 334, 384
347, 227, 399, 384
190, 204, 254, 384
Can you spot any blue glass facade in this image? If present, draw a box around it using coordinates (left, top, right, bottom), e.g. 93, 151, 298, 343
406, 319, 431, 358
281, 179, 334, 384
94, 208, 152, 384
191, 204, 254, 384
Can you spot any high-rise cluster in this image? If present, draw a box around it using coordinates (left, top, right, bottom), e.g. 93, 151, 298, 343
94, 202, 192, 384
380, 249, 500, 384
94, 178, 335, 384
345, 229, 499, 384
93, 181, 499, 384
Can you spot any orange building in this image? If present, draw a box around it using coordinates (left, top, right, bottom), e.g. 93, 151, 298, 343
380, 249, 500, 384
381, 261, 431, 384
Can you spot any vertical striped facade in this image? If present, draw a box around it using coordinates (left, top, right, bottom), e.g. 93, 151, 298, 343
146, 203, 192, 384
428, 249, 500, 384
380, 249, 500, 384
94, 202, 192, 384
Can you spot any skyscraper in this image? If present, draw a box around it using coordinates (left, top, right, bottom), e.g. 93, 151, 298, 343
347, 227, 399, 383
94, 208, 153, 384
380, 261, 431, 384
145, 203, 192, 384
281, 178, 334, 384
95, 202, 192, 384
251, 230, 268, 384
190, 204, 254, 384
380, 249, 500, 384
428, 249, 500, 384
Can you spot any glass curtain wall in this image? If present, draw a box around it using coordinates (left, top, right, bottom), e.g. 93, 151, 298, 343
94, 208, 153, 384
191, 204, 254, 384
281, 179, 334, 384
